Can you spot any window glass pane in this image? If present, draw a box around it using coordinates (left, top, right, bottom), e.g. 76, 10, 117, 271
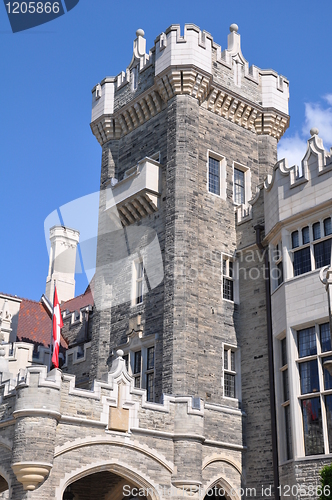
234, 168, 245, 204
137, 260, 143, 278
146, 373, 154, 402
281, 338, 287, 367
313, 222, 321, 240
282, 369, 289, 402
285, 405, 293, 460
323, 356, 332, 390
134, 351, 141, 374
134, 376, 141, 388
222, 259, 227, 275
224, 373, 235, 398
229, 260, 233, 278
231, 350, 235, 371
293, 247, 311, 276
292, 231, 299, 249
223, 278, 234, 301
298, 327, 316, 357
277, 261, 283, 287
324, 218, 332, 237
320, 323, 332, 353
325, 395, 332, 453
147, 346, 155, 370
209, 157, 220, 195
302, 226, 310, 244
299, 360, 319, 394
224, 349, 228, 370
123, 354, 129, 371
301, 397, 324, 456
314, 239, 331, 269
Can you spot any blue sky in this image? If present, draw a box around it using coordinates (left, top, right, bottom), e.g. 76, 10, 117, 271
1, 0, 332, 301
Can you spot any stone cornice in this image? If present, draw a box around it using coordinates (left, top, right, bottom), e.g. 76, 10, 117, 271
91, 65, 289, 146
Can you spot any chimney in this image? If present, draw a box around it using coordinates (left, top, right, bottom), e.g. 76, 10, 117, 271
45, 226, 80, 303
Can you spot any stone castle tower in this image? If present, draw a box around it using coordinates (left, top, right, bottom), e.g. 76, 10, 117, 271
0, 24, 292, 500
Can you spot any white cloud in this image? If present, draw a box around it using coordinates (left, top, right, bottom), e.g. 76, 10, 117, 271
277, 133, 307, 167
303, 99, 332, 146
278, 96, 332, 166
324, 94, 332, 106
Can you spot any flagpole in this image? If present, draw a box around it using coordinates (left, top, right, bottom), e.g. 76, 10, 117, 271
48, 279, 56, 373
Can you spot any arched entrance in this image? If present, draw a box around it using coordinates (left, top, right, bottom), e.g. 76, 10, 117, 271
62, 469, 152, 500
0, 474, 9, 499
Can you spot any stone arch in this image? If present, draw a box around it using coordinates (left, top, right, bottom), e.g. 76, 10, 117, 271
203, 475, 241, 500
202, 455, 242, 476
56, 461, 161, 500
0, 465, 11, 498
54, 441, 173, 500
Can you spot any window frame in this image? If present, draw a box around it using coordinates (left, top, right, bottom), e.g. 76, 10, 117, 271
132, 257, 144, 306
120, 343, 155, 402
294, 323, 332, 457
222, 254, 239, 303
232, 162, 251, 206
223, 344, 241, 401
207, 151, 226, 200
288, 217, 332, 279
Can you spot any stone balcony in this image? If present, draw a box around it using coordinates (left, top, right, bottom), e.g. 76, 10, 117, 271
105, 157, 161, 226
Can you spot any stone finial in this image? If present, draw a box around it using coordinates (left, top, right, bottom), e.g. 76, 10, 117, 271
230, 23, 238, 33
136, 28, 145, 38
310, 127, 319, 136
116, 349, 124, 358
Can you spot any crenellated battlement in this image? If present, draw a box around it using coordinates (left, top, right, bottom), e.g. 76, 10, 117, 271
91, 24, 289, 146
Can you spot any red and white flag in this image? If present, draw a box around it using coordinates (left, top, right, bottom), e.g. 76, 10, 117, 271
52, 286, 63, 369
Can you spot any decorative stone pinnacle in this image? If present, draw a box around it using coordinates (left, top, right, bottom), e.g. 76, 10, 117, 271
116, 349, 124, 358
230, 23, 238, 33
136, 28, 145, 38
310, 127, 319, 136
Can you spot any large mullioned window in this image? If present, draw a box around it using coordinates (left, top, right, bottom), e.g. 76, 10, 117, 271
290, 217, 332, 277
296, 323, 332, 456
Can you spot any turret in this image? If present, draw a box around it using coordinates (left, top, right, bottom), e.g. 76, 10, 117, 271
45, 226, 80, 303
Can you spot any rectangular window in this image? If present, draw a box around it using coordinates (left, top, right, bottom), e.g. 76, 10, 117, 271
293, 247, 311, 276
134, 350, 141, 374
146, 372, 154, 402
314, 239, 331, 269
323, 357, 332, 390
302, 226, 310, 244
313, 222, 321, 240
234, 168, 245, 204
324, 218, 332, 236
134, 259, 144, 305
285, 405, 293, 460
224, 373, 235, 398
147, 346, 155, 370
222, 257, 234, 301
299, 360, 319, 394
302, 397, 324, 456
325, 395, 332, 453
277, 261, 283, 287
292, 231, 299, 249
208, 157, 220, 195
320, 323, 332, 353
224, 347, 237, 398
283, 369, 289, 402
298, 327, 317, 357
